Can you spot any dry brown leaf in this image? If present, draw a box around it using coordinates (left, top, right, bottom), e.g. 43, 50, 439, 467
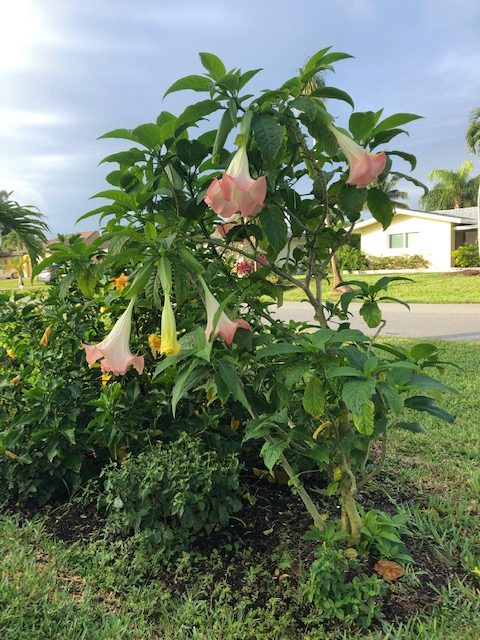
374, 559, 405, 582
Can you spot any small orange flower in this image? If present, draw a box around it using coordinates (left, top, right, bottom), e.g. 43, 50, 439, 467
10, 375, 21, 385
148, 333, 162, 358
40, 326, 53, 346
6, 349, 15, 359
112, 273, 129, 291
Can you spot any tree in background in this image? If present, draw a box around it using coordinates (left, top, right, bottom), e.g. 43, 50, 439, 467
466, 106, 480, 254
376, 175, 409, 209
0, 191, 49, 264
420, 161, 479, 211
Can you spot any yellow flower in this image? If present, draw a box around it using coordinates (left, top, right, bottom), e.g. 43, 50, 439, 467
472, 567, 480, 576
101, 373, 112, 387
148, 333, 162, 358
6, 348, 14, 359
112, 273, 129, 291
160, 293, 180, 357
333, 467, 343, 482
39, 325, 53, 346
10, 375, 21, 385
100, 306, 108, 314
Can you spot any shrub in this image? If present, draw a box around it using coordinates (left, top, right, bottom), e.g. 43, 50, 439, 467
100, 433, 243, 560
337, 244, 369, 272
298, 545, 384, 628
366, 254, 430, 270
452, 243, 480, 267
360, 510, 412, 563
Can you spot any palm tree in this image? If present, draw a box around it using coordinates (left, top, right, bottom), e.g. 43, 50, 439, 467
466, 107, 480, 254
420, 161, 479, 210
0, 192, 49, 264
376, 176, 409, 209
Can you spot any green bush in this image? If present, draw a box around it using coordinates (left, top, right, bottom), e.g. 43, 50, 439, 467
337, 244, 369, 272
100, 433, 243, 560
298, 545, 384, 628
366, 254, 430, 270
452, 243, 480, 267
360, 510, 412, 563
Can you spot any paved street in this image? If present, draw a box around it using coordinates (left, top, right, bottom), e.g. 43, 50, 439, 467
272, 302, 480, 341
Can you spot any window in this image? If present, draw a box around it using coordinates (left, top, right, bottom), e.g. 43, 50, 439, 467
388, 232, 419, 249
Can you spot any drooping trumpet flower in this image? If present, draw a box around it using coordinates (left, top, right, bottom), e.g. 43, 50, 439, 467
199, 276, 251, 345
82, 299, 144, 376
329, 125, 386, 188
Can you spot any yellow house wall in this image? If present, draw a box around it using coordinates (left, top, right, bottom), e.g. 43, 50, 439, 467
357, 215, 454, 270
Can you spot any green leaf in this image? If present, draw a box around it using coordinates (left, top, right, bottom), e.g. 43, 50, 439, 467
251, 115, 283, 161
342, 379, 376, 413
98, 128, 133, 141
386, 150, 417, 171
172, 361, 201, 417
353, 400, 375, 436
90, 189, 137, 210
373, 113, 422, 135
407, 374, 457, 395
410, 343, 438, 361
404, 395, 455, 422
243, 409, 288, 442
396, 421, 425, 433
214, 361, 249, 409
360, 301, 382, 328
125, 262, 154, 299
260, 206, 288, 258
302, 376, 325, 418
164, 74, 212, 97
131, 123, 165, 148
176, 139, 208, 166
349, 111, 381, 141
238, 68, 262, 89
260, 438, 288, 471
212, 110, 235, 162
100, 149, 146, 166
256, 343, 307, 360
338, 184, 368, 222
199, 52, 226, 80
367, 188, 394, 229
378, 382, 404, 415
176, 100, 221, 130
310, 86, 354, 109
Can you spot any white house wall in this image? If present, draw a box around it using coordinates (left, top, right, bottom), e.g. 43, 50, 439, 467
357, 214, 454, 271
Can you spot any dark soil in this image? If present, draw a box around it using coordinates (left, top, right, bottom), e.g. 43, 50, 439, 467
3, 470, 472, 633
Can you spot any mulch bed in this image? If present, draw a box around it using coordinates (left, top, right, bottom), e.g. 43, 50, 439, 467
3, 470, 473, 632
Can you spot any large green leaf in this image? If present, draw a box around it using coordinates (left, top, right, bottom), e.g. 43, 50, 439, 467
175, 139, 208, 166
132, 123, 164, 148
353, 400, 375, 436
342, 378, 376, 413
260, 206, 288, 258
252, 115, 283, 161
404, 395, 455, 422
360, 301, 382, 328
164, 74, 212, 97
338, 184, 368, 221
302, 376, 325, 418
310, 86, 354, 109
260, 438, 289, 471
349, 111, 381, 141
373, 113, 422, 135
367, 188, 394, 230
256, 343, 307, 360
199, 52, 226, 80
100, 149, 146, 166
214, 361, 249, 409
176, 100, 221, 130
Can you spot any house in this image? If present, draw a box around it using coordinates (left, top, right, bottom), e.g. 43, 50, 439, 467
352, 207, 478, 271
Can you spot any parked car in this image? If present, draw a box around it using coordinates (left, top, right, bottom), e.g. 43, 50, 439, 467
37, 264, 60, 284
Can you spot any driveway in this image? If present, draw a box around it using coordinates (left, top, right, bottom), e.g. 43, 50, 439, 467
272, 302, 480, 341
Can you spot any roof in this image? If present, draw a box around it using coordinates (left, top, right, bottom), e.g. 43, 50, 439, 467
353, 207, 478, 231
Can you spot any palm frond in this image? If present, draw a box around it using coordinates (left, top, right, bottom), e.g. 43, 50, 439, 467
0, 196, 49, 264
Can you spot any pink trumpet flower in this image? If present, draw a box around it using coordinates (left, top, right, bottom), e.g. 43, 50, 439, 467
329, 125, 386, 188
82, 299, 144, 376
204, 146, 267, 219
199, 277, 251, 346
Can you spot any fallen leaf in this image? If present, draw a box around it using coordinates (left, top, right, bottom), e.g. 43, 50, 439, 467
374, 559, 405, 582
262, 527, 274, 536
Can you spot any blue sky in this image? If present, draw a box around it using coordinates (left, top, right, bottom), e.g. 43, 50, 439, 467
1, 0, 479, 235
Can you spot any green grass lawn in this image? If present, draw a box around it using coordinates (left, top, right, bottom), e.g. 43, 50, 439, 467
282, 272, 480, 304
0, 340, 479, 639
0, 278, 44, 292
